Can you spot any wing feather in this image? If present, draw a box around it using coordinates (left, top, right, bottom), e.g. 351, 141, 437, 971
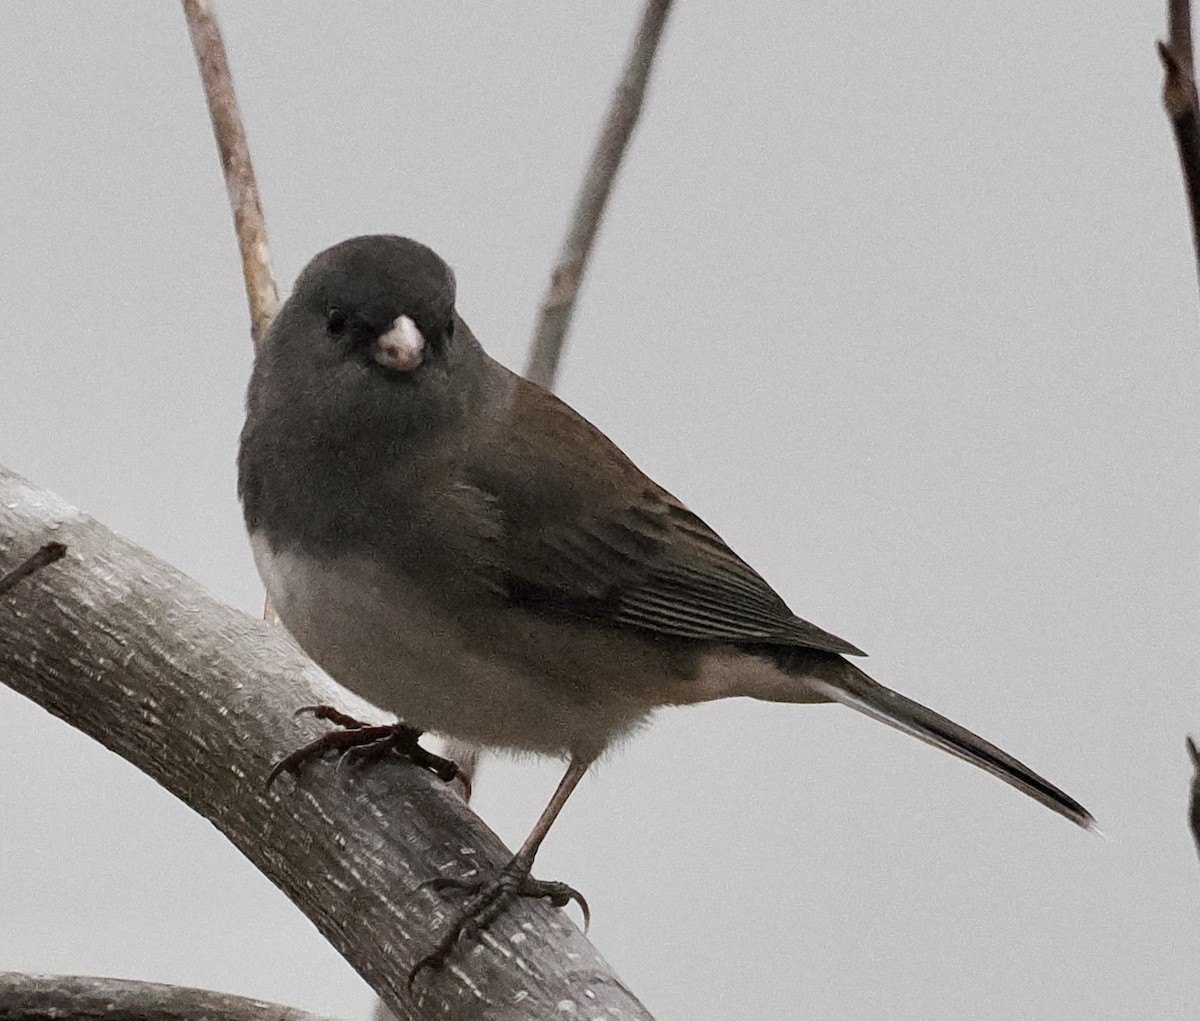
467, 370, 864, 657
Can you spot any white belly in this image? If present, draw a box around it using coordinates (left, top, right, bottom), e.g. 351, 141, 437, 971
249, 533, 656, 759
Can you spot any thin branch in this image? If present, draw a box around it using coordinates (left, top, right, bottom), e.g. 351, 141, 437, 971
1169, 0, 1195, 76
0, 973, 337, 1021
0, 464, 656, 1021
524, 0, 674, 388
1159, 0, 1200, 284
0, 542, 65, 597
1188, 737, 1200, 860
182, 0, 279, 350
1160, 0, 1200, 865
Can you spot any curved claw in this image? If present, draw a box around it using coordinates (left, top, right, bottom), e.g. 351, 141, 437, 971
557, 885, 590, 932
265, 732, 342, 789
264, 757, 293, 790
409, 942, 452, 990
522, 878, 589, 931
577, 894, 591, 934
292, 704, 367, 728
292, 705, 323, 720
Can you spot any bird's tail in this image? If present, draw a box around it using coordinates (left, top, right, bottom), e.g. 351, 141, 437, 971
772, 651, 1094, 830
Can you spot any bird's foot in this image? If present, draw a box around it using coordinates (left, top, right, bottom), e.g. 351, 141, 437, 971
409, 856, 589, 986
266, 705, 460, 788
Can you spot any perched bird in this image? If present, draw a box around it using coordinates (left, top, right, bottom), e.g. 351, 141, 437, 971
239, 234, 1093, 963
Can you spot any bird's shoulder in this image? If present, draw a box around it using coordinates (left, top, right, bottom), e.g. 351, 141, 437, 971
458, 372, 862, 655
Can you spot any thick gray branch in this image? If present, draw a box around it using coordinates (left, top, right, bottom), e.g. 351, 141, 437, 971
0, 973, 336, 1021
0, 465, 654, 1021
525, 0, 674, 388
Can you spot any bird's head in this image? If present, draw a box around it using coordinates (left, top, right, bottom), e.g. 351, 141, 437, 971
280, 234, 458, 376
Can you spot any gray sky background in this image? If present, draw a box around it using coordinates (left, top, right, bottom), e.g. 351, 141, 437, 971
1, 3, 1196, 1019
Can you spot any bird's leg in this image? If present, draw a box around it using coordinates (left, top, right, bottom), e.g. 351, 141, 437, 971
411, 758, 592, 984
266, 705, 460, 788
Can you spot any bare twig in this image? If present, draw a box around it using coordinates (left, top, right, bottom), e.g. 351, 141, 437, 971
0, 973, 337, 1021
0, 541, 66, 597
1159, 0, 1200, 284
525, 0, 674, 388
1188, 737, 1200, 860
1160, 0, 1200, 864
182, 0, 279, 350
0, 465, 655, 1021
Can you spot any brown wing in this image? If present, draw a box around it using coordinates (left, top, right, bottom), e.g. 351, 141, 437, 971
466, 374, 864, 655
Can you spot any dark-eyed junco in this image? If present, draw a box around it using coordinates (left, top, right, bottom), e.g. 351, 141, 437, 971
239, 235, 1093, 963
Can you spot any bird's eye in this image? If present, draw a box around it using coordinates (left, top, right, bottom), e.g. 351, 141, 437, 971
326, 307, 348, 336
